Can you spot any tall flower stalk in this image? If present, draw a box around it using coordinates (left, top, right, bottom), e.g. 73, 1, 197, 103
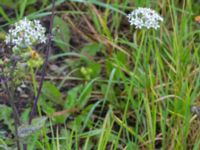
29, 0, 56, 124
127, 7, 163, 149
4, 12, 48, 150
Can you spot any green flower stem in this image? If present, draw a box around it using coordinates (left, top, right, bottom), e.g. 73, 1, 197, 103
30, 66, 42, 118
29, 0, 56, 124
30, 67, 37, 96
133, 29, 146, 72
28, 46, 43, 118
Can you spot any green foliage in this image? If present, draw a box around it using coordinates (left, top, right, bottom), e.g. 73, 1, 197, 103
1, 0, 200, 149
80, 42, 102, 79
19, 0, 37, 18
17, 116, 47, 138
53, 16, 70, 51
0, 7, 12, 23
42, 81, 63, 104
64, 85, 82, 109
0, 0, 15, 8
0, 105, 14, 133
81, 42, 102, 56
41, 82, 66, 124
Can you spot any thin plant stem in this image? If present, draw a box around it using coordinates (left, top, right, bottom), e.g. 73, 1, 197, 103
29, 0, 56, 124
30, 66, 43, 118
30, 66, 37, 96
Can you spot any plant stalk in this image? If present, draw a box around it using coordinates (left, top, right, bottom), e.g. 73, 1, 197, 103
29, 0, 56, 124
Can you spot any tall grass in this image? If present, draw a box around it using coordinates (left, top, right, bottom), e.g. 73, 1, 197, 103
1, 0, 200, 149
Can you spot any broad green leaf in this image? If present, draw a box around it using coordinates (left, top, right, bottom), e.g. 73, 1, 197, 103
40, 96, 66, 124
53, 16, 70, 51
42, 81, 62, 104
0, 105, 14, 132
80, 43, 102, 79
31, 116, 47, 128
17, 116, 47, 138
65, 85, 82, 109
81, 42, 103, 57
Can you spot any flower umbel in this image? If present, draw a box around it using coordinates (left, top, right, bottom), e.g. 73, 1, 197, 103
5, 18, 47, 48
127, 7, 163, 29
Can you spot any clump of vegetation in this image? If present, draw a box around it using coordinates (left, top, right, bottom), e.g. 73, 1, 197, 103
0, 0, 200, 150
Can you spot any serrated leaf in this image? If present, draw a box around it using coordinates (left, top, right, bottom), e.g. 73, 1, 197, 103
53, 16, 70, 51
17, 116, 47, 138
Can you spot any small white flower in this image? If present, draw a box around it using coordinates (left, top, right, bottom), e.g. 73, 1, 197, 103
127, 7, 163, 30
5, 18, 47, 48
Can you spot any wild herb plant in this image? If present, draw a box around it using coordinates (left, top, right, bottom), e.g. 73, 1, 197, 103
1, 17, 47, 149
0, 0, 200, 150
0, 1, 55, 149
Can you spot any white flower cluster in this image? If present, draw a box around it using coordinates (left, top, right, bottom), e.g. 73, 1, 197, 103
127, 7, 163, 29
5, 18, 47, 49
